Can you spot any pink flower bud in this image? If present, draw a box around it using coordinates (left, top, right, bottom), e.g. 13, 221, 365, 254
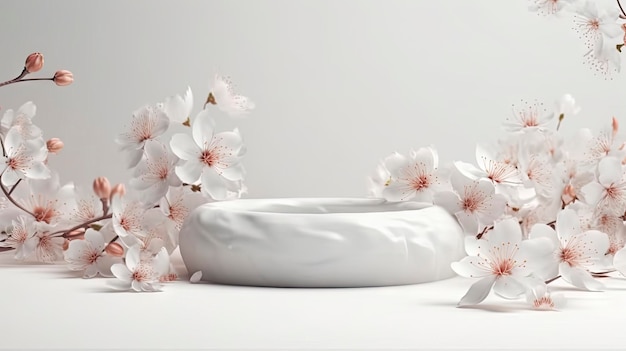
93, 177, 111, 200
62, 239, 70, 251
105, 242, 124, 257
613, 117, 619, 139
53, 70, 73, 86
110, 183, 126, 198
46, 138, 64, 154
561, 184, 576, 206
25, 52, 44, 73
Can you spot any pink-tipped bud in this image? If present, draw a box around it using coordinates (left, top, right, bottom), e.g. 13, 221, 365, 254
93, 177, 111, 200
613, 117, 619, 139
46, 138, 64, 154
62, 239, 70, 251
561, 184, 576, 205
105, 242, 124, 257
53, 70, 73, 86
25, 53, 44, 73
68, 228, 85, 240
110, 183, 126, 198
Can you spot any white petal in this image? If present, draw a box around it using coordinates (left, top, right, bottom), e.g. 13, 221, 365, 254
488, 218, 523, 248
613, 246, 626, 275
175, 160, 203, 184
23, 161, 50, 180
190, 270, 203, 283
170, 133, 199, 161
214, 130, 244, 155
383, 182, 416, 202
433, 191, 462, 214
493, 276, 526, 299
581, 182, 606, 207
96, 255, 121, 277
192, 109, 215, 147
1, 168, 22, 187
83, 265, 98, 279
219, 161, 245, 181
84, 229, 105, 250
162, 87, 194, 123
598, 157, 623, 186
453, 161, 485, 181
125, 149, 144, 169
451, 256, 490, 278
528, 223, 559, 247
455, 211, 479, 235
125, 245, 141, 271
519, 237, 558, 280
110, 263, 132, 281
201, 168, 228, 200
383, 152, 409, 175
556, 208, 582, 241
457, 276, 496, 306
560, 263, 604, 291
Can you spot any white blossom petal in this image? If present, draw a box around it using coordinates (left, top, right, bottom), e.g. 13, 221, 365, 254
458, 276, 496, 306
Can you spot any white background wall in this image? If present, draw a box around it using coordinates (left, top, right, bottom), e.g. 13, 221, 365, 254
0, 0, 625, 198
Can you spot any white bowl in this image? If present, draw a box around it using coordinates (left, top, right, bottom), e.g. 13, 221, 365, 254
179, 198, 464, 287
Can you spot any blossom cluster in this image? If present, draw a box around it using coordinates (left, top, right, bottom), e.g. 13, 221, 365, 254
367, 92, 626, 310
0, 53, 254, 292
528, 0, 626, 77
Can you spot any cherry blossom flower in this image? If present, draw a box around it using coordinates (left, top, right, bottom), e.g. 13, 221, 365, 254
170, 109, 246, 200
526, 284, 566, 311
33, 230, 65, 263
504, 99, 554, 132
109, 245, 170, 292
161, 86, 193, 125
158, 186, 206, 230
14, 174, 75, 227
0, 216, 38, 260
64, 229, 121, 278
1, 127, 50, 186
0, 101, 41, 140
528, 209, 609, 290
517, 152, 555, 199
111, 193, 146, 238
207, 74, 255, 117
581, 156, 626, 216
451, 219, 552, 306
573, 1, 622, 50
455, 144, 522, 187
62, 187, 102, 225
129, 140, 182, 205
528, 0, 576, 16
115, 105, 170, 168
382, 147, 441, 202
434, 169, 507, 234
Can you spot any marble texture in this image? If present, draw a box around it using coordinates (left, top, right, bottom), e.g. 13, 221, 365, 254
179, 198, 465, 287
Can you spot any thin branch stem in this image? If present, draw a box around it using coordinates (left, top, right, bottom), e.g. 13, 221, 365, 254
0, 136, 5, 158
545, 275, 561, 284
618, 0, 626, 17
0, 68, 29, 88
0, 177, 36, 218
8, 179, 21, 196
53, 213, 113, 237
101, 235, 120, 254
0, 77, 54, 87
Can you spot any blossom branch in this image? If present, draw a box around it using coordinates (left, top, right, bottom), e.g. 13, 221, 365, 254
545, 275, 561, 284
618, 0, 626, 18
0, 68, 29, 88
8, 179, 21, 196
51, 213, 113, 237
